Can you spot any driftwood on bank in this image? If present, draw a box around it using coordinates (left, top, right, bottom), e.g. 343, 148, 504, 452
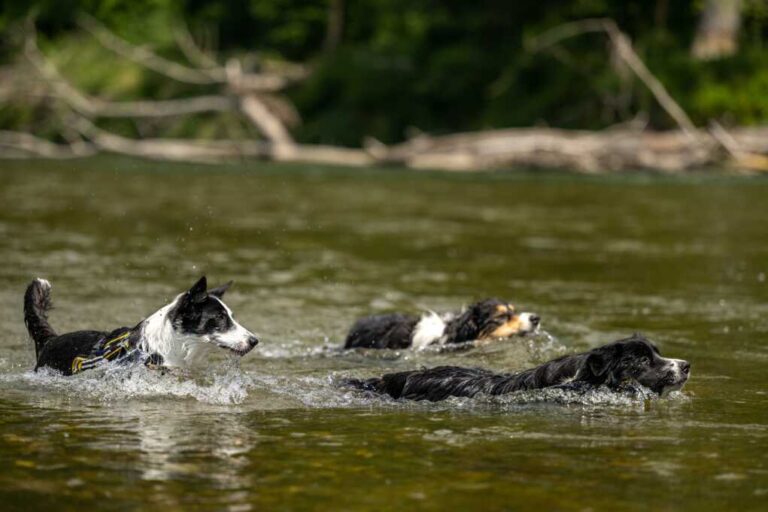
369, 125, 768, 173
3, 17, 768, 173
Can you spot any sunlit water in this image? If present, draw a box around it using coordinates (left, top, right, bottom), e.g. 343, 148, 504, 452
0, 158, 766, 510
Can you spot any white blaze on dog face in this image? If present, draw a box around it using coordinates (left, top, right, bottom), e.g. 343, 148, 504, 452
208, 297, 259, 356
141, 278, 259, 367
485, 303, 541, 339
659, 357, 691, 393
516, 312, 541, 334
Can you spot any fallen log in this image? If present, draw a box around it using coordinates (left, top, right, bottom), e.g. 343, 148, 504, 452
380, 127, 715, 172
5, 120, 768, 173
3, 17, 767, 173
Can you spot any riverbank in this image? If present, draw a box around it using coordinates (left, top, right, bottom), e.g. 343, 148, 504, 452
3, 125, 768, 175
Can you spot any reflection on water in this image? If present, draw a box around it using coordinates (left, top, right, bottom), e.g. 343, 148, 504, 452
0, 158, 767, 510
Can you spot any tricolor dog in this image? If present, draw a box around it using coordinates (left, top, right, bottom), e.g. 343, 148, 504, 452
347, 334, 690, 401
344, 299, 540, 350
24, 276, 259, 375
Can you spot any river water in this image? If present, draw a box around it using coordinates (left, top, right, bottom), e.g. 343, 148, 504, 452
0, 158, 766, 510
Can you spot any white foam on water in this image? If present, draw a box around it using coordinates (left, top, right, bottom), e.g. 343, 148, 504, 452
0, 363, 693, 410
3, 363, 258, 406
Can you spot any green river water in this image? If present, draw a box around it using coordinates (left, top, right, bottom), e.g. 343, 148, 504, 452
0, 158, 766, 511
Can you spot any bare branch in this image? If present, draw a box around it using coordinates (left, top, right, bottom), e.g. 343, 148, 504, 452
69, 115, 370, 166
89, 96, 233, 118
77, 13, 226, 84
77, 14, 305, 93
71, 115, 263, 162
526, 19, 610, 52
528, 18, 699, 140
240, 94, 295, 149
709, 120, 768, 172
24, 27, 233, 118
0, 130, 95, 158
173, 21, 220, 69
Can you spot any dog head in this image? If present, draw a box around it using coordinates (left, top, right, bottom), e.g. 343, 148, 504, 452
581, 334, 690, 395
446, 298, 540, 344
170, 276, 259, 356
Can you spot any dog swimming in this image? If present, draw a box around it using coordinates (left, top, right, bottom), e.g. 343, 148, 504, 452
346, 334, 690, 401
24, 276, 259, 375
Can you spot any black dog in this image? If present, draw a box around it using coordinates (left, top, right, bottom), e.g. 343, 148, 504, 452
24, 276, 259, 375
347, 335, 690, 401
344, 299, 540, 350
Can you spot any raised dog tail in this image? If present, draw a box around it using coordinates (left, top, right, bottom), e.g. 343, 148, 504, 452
24, 278, 57, 358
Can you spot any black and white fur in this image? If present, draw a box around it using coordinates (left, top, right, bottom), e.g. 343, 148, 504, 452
344, 298, 540, 350
347, 334, 690, 401
24, 276, 259, 375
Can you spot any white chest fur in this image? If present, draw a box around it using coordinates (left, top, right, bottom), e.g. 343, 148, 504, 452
411, 312, 449, 349
139, 294, 211, 367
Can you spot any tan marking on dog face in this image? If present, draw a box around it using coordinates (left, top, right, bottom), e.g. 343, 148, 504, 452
494, 304, 515, 315
485, 315, 524, 339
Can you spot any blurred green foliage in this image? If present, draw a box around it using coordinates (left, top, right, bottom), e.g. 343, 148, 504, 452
1, 0, 767, 145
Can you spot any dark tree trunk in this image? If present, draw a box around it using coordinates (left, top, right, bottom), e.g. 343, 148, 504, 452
324, 0, 344, 52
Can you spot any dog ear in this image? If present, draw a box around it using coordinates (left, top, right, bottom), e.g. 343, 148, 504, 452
187, 276, 208, 303
585, 344, 621, 381
449, 308, 481, 343
586, 351, 610, 378
208, 280, 233, 299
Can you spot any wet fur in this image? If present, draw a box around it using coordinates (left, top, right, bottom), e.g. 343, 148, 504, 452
24, 277, 258, 375
347, 335, 690, 401
344, 299, 539, 350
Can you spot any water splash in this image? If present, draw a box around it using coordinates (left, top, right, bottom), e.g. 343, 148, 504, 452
4, 363, 257, 405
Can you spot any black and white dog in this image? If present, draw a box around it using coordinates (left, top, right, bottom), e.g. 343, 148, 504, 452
24, 276, 259, 375
344, 299, 540, 350
347, 334, 690, 401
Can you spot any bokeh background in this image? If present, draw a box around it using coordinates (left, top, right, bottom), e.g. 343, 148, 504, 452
1, 0, 766, 147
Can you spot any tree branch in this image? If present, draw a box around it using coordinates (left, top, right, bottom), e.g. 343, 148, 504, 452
24, 28, 234, 119
77, 14, 225, 84
173, 21, 220, 69
0, 130, 95, 158
709, 120, 768, 172
77, 13, 306, 93
528, 18, 699, 140
68, 115, 370, 166
240, 94, 295, 149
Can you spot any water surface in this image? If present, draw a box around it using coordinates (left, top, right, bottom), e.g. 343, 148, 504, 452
0, 159, 766, 510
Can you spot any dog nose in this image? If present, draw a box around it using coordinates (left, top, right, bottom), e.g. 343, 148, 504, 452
530, 314, 540, 326
680, 361, 690, 375
248, 336, 259, 348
